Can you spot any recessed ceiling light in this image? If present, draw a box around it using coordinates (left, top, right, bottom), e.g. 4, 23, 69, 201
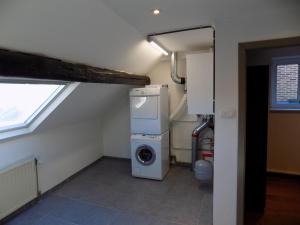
153, 9, 160, 15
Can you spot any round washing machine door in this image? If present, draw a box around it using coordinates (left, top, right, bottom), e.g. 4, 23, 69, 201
135, 145, 156, 166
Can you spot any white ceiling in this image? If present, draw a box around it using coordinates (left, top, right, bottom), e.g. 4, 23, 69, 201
0, 0, 162, 75
38, 83, 133, 131
99, 0, 296, 35
0, 0, 297, 132
152, 27, 214, 52
0, 0, 297, 76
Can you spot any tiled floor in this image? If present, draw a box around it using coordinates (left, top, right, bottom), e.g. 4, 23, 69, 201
5, 158, 213, 225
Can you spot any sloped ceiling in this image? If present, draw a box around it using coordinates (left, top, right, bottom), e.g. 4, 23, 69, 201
0, 0, 160, 128
0, 0, 298, 74
100, 0, 299, 34
38, 83, 134, 131
0, 0, 299, 129
0, 0, 161, 75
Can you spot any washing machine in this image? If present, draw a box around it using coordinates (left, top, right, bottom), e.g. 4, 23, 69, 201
131, 131, 169, 180
130, 85, 169, 135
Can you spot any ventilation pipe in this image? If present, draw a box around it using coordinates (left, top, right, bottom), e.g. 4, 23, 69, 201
191, 116, 214, 171
171, 52, 185, 84
169, 52, 186, 122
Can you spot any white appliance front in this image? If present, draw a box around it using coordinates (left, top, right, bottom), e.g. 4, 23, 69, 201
131, 131, 169, 180
130, 86, 169, 135
130, 96, 158, 120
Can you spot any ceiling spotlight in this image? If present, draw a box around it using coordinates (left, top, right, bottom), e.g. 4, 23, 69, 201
153, 9, 160, 15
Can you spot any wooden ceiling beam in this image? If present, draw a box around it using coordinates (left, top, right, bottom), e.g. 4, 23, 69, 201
0, 49, 150, 85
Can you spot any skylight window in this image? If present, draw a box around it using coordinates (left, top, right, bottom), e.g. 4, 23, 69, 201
0, 82, 65, 132
0, 80, 79, 141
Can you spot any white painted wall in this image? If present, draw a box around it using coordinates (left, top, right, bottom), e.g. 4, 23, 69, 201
39, 83, 133, 131
247, 46, 300, 66
149, 60, 186, 114
0, 0, 299, 224
0, 83, 133, 193
0, 119, 102, 193
101, 59, 188, 161
214, 13, 300, 225
101, 58, 192, 162
0, 0, 161, 197
102, 88, 133, 159
148, 59, 213, 163
101, 58, 214, 163
80, 1, 300, 223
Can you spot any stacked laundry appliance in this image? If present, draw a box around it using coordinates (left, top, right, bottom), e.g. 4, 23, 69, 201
129, 85, 169, 180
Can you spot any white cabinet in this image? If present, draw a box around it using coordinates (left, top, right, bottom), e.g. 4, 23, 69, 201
186, 52, 214, 115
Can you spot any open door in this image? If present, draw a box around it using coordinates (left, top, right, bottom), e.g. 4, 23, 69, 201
245, 65, 269, 212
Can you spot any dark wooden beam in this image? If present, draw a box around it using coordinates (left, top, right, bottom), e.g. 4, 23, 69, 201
0, 49, 150, 85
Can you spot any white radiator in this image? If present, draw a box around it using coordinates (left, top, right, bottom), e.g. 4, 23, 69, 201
0, 157, 38, 220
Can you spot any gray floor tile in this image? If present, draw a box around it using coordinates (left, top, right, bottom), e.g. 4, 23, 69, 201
7, 158, 212, 225
150, 218, 185, 225
5, 208, 46, 225
47, 197, 99, 225
53, 179, 95, 200
80, 184, 118, 208
29, 195, 71, 214
86, 207, 120, 225
32, 215, 75, 225
153, 202, 200, 225
110, 211, 153, 225
130, 194, 163, 215
197, 194, 213, 225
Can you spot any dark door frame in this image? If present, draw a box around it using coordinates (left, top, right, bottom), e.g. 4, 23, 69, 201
238, 36, 300, 224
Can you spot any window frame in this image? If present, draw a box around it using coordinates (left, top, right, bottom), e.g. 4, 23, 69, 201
0, 78, 79, 140
270, 56, 300, 111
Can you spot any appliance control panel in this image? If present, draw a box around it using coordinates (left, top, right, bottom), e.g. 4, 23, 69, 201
131, 134, 162, 141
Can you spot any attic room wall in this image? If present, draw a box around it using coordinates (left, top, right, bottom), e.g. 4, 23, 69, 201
148, 59, 185, 119
101, 58, 213, 163
0, 82, 134, 192
101, 58, 186, 160
247, 46, 300, 175
0, 0, 162, 193
0, 0, 299, 225
101, 59, 190, 162
0, 119, 102, 193
148, 59, 187, 162
102, 87, 132, 158
267, 113, 300, 175
148, 58, 214, 163
216, 13, 300, 225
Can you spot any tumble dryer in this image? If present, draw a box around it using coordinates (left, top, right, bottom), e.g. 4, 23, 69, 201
131, 131, 169, 180
130, 85, 169, 135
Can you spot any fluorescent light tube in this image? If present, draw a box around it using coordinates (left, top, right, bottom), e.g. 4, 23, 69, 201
149, 41, 169, 56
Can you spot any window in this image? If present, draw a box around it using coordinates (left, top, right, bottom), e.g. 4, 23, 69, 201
271, 56, 300, 110
0, 80, 81, 141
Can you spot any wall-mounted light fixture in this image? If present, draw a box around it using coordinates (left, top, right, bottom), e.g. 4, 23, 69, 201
147, 37, 169, 56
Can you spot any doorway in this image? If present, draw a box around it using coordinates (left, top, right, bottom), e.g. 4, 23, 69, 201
239, 37, 300, 225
